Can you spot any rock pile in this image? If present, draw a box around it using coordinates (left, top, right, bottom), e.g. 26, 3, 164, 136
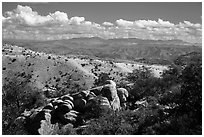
15, 80, 129, 135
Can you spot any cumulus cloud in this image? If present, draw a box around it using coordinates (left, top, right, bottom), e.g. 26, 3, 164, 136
157, 19, 175, 27
179, 20, 201, 28
134, 20, 158, 28
2, 5, 202, 43
69, 16, 85, 25
83, 21, 92, 25
3, 5, 68, 26
134, 19, 175, 28
92, 22, 102, 28
49, 11, 68, 22
102, 22, 114, 26
116, 19, 134, 27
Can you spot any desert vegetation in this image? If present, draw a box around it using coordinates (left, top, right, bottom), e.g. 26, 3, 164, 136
79, 52, 202, 135
2, 47, 201, 134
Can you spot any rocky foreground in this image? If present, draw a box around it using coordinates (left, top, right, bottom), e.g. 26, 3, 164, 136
14, 80, 130, 135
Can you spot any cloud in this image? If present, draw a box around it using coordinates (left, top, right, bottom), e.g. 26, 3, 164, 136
2, 5, 202, 43
69, 16, 85, 25
3, 5, 68, 26
102, 22, 114, 26
157, 19, 175, 27
116, 19, 134, 27
134, 20, 158, 28
83, 21, 92, 25
92, 22, 102, 28
49, 11, 69, 22
179, 20, 201, 28
134, 19, 175, 28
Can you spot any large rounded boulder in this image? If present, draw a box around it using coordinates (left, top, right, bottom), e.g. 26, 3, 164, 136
101, 80, 120, 110
117, 88, 129, 107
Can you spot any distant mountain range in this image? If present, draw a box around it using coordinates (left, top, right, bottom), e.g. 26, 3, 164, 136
3, 37, 201, 65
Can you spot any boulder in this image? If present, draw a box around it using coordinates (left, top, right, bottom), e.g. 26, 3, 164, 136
99, 96, 111, 109
38, 112, 59, 135
56, 103, 72, 114
52, 99, 64, 106
109, 96, 121, 111
89, 86, 103, 96
63, 110, 79, 122
101, 80, 120, 110
25, 110, 47, 134
101, 80, 118, 101
43, 103, 54, 111
60, 95, 74, 101
81, 90, 90, 98
117, 88, 129, 107
63, 99, 74, 109
104, 80, 117, 87
73, 98, 87, 112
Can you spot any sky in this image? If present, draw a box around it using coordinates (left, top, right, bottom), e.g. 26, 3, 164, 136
2, 2, 202, 43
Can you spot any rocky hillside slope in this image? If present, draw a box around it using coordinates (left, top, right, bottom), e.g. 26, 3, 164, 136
2, 43, 167, 91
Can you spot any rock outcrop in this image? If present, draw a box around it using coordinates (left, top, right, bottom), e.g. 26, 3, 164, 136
117, 88, 129, 107
14, 80, 129, 135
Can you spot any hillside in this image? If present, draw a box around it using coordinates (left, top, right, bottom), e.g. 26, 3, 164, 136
2, 43, 167, 92
2, 44, 202, 135
2, 40, 202, 135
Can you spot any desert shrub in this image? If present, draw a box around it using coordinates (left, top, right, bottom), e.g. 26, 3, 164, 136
126, 66, 153, 82
49, 74, 89, 97
81, 110, 135, 135
150, 113, 202, 135
57, 124, 77, 135
55, 82, 86, 97
123, 52, 202, 135
94, 72, 111, 86
171, 55, 202, 134
179, 60, 202, 115
161, 65, 180, 87
81, 97, 165, 135
126, 66, 166, 101
2, 72, 47, 135
151, 52, 202, 135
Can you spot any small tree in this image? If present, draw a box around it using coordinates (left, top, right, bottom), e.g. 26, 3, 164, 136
2, 72, 46, 135
94, 73, 111, 86
178, 57, 202, 124
126, 66, 164, 101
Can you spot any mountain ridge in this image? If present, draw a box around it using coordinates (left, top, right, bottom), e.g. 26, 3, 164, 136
3, 37, 201, 66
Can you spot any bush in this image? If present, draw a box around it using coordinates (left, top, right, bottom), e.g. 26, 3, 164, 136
81, 97, 165, 135
81, 110, 135, 135
2, 72, 47, 135
94, 72, 111, 86
126, 66, 166, 101
153, 53, 202, 135
123, 52, 202, 135
57, 124, 77, 135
